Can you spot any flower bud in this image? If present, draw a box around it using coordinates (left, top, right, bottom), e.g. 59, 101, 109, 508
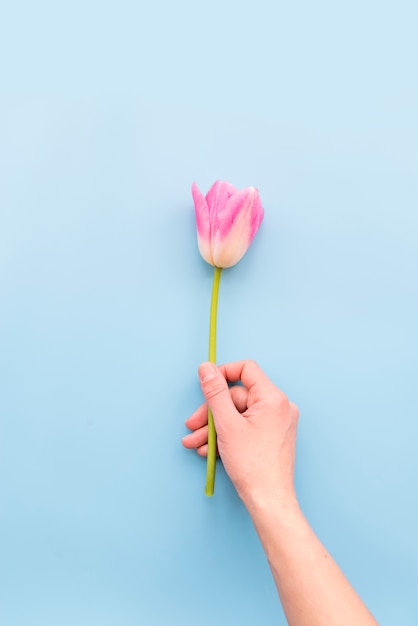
192, 180, 264, 268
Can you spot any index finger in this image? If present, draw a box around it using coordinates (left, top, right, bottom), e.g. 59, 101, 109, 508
217, 360, 275, 392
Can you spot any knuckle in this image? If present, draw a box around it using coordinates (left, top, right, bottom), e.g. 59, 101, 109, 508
290, 401, 300, 421
273, 388, 289, 407
273, 391, 299, 422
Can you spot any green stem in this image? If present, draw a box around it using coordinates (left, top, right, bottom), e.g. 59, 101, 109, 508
205, 265, 222, 496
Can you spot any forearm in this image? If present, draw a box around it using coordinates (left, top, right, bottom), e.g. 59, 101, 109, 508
245, 492, 378, 626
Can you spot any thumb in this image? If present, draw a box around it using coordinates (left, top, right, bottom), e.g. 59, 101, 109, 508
198, 362, 237, 427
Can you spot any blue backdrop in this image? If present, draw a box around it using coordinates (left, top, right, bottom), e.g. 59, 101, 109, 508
1, 1, 417, 624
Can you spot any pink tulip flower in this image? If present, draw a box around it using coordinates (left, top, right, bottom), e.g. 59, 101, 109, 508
192, 180, 264, 268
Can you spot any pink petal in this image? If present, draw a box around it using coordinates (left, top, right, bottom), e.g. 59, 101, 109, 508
205, 180, 237, 219
191, 182, 214, 265
192, 182, 209, 237
212, 187, 264, 268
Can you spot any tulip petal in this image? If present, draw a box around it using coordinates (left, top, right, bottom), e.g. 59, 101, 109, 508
212, 187, 264, 268
205, 180, 237, 218
192, 182, 214, 265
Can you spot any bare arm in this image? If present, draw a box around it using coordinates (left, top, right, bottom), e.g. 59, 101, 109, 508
182, 360, 378, 626
246, 493, 377, 625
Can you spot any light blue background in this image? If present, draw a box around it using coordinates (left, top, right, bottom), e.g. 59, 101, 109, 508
1, 1, 417, 624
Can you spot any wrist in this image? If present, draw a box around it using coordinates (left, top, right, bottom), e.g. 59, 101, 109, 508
241, 487, 301, 522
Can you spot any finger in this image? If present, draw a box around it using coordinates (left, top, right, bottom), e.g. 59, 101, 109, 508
185, 385, 248, 431
217, 360, 276, 396
198, 362, 239, 431
196, 443, 209, 457
229, 384, 248, 413
182, 425, 208, 449
185, 402, 208, 430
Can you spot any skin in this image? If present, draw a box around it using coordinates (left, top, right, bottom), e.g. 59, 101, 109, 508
182, 360, 379, 626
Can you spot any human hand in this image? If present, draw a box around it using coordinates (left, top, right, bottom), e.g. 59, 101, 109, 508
182, 360, 299, 506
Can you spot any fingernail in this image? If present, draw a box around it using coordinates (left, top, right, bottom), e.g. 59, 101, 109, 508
198, 362, 218, 383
